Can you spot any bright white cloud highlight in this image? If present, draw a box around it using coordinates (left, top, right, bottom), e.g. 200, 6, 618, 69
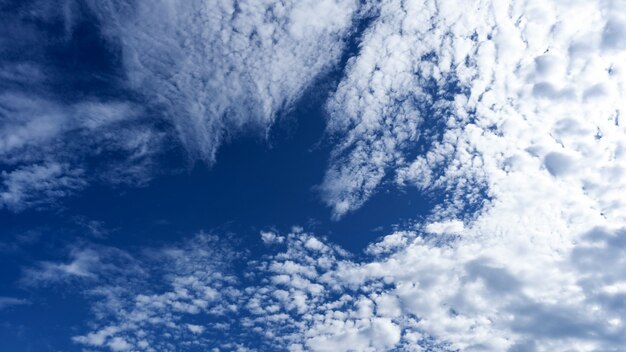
321, 0, 626, 221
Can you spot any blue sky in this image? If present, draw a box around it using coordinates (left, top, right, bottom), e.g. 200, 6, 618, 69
2, 0, 626, 351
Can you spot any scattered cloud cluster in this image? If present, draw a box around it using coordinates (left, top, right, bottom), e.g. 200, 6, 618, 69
246, 225, 626, 351
0, 296, 30, 311
34, 220, 626, 351
0, 2, 171, 211
322, 0, 626, 221
0, 77, 161, 211
7, 0, 626, 351
0, 161, 85, 212
26, 234, 248, 352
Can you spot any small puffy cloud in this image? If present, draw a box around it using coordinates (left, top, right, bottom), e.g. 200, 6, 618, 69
261, 231, 285, 244
424, 220, 465, 235
187, 324, 205, 335
108, 337, 132, 351
21, 245, 138, 287
304, 237, 326, 251
0, 93, 158, 211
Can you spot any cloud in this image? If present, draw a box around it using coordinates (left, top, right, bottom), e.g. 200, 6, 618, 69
0, 296, 30, 310
88, 0, 361, 164
21, 245, 140, 287
0, 162, 85, 212
8, 1, 626, 351
0, 92, 161, 211
320, 0, 626, 221
241, 220, 626, 351
1, 0, 364, 211
0, 2, 172, 211
68, 233, 248, 352
0, 94, 137, 157
49, 220, 626, 351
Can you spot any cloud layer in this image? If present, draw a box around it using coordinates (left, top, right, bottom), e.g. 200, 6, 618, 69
56, 0, 626, 350
37, 221, 626, 351
88, 0, 361, 163
1, 0, 361, 210
7, 0, 626, 350
0, 2, 163, 211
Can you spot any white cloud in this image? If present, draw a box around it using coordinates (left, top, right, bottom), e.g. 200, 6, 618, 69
108, 337, 132, 351
62, 221, 626, 351
0, 296, 30, 310
261, 231, 284, 244
186, 324, 205, 335
21, 245, 139, 286
0, 93, 160, 211
70, 233, 246, 352
241, 221, 626, 351
320, 0, 626, 222
0, 162, 85, 212
424, 220, 465, 235
88, 0, 361, 164
0, 94, 138, 156
1, 0, 364, 211
11, 1, 626, 351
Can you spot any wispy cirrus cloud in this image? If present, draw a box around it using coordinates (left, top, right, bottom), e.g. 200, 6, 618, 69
0, 2, 164, 211
0, 161, 85, 212
321, 0, 626, 221
0, 93, 161, 211
1, 0, 365, 212
0, 296, 30, 311
87, 0, 362, 164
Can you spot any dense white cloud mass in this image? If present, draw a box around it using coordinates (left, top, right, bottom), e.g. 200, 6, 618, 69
88, 0, 360, 163
322, 0, 626, 220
